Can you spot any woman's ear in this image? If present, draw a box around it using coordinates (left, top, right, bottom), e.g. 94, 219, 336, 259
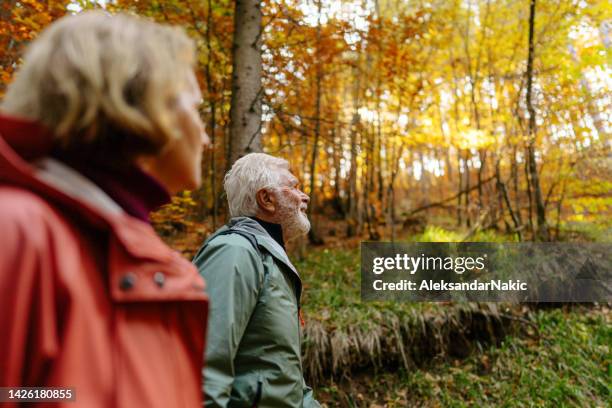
255, 188, 276, 214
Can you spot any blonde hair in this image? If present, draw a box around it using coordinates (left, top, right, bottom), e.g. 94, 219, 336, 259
1, 11, 196, 160
224, 153, 289, 217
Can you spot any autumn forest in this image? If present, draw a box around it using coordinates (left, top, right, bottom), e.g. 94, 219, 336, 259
1, 0, 611, 405
2, 0, 610, 244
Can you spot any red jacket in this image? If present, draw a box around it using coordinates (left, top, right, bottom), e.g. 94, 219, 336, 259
0, 115, 209, 407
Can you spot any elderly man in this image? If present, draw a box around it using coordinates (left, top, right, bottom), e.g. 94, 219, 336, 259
194, 153, 320, 407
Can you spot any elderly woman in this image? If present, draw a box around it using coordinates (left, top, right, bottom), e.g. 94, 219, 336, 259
0, 12, 209, 407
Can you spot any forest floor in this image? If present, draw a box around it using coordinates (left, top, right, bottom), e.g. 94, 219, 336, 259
295, 243, 610, 407
315, 305, 610, 407
159, 217, 611, 407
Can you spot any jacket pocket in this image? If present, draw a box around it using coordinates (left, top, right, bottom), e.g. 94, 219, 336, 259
229, 373, 264, 408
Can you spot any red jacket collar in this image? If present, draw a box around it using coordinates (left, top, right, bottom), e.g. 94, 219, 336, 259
0, 114, 172, 263
0, 113, 54, 160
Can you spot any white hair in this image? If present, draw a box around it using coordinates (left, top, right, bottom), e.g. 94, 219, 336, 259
224, 153, 289, 217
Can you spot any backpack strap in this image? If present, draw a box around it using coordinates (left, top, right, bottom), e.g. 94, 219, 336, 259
192, 227, 263, 262
216, 228, 262, 257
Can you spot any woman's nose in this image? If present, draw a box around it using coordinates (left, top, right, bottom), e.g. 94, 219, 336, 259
201, 126, 211, 149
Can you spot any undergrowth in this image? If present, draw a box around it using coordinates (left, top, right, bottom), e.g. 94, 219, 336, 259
316, 308, 611, 407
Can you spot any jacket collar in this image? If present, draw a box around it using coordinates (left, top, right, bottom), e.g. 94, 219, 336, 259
53, 149, 171, 223
35, 157, 124, 215
0, 114, 173, 263
211, 217, 302, 281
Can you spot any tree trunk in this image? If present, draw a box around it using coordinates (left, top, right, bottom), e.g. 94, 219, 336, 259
457, 149, 464, 227
555, 178, 568, 240
347, 55, 362, 237
511, 145, 522, 227
496, 158, 522, 241
331, 120, 344, 216
228, 0, 263, 168
347, 113, 360, 237
525, 0, 549, 240
209, 102, 218, 227
363, 125, 378, 240
463, 151, 471, 227
308, 0, 323, 245
419, 150, 430, 207
206, 0, 218, 228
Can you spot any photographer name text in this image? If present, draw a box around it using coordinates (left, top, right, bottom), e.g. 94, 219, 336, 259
372, 279, 528, 291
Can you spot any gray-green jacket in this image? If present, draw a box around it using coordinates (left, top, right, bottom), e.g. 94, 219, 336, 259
193, 217, 320, 408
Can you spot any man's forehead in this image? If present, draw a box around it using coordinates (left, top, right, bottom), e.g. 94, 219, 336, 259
277, 167, 299, 183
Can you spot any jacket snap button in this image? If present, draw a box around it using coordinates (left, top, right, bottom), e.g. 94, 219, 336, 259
119, 273, 136, 291
154, 272, 165, 288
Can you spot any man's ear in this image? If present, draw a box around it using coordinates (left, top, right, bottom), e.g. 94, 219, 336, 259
255, 188, 276, 214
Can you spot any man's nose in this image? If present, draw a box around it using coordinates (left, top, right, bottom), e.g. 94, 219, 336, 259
301, 191, 310, 204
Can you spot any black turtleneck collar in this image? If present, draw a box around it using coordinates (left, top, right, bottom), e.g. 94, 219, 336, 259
250, 217, 285, 249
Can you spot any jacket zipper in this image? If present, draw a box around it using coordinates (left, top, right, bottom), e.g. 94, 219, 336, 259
252, 380, 262, 408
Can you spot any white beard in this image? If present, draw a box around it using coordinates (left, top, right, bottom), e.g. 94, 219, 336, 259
276, 198, 310, 241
